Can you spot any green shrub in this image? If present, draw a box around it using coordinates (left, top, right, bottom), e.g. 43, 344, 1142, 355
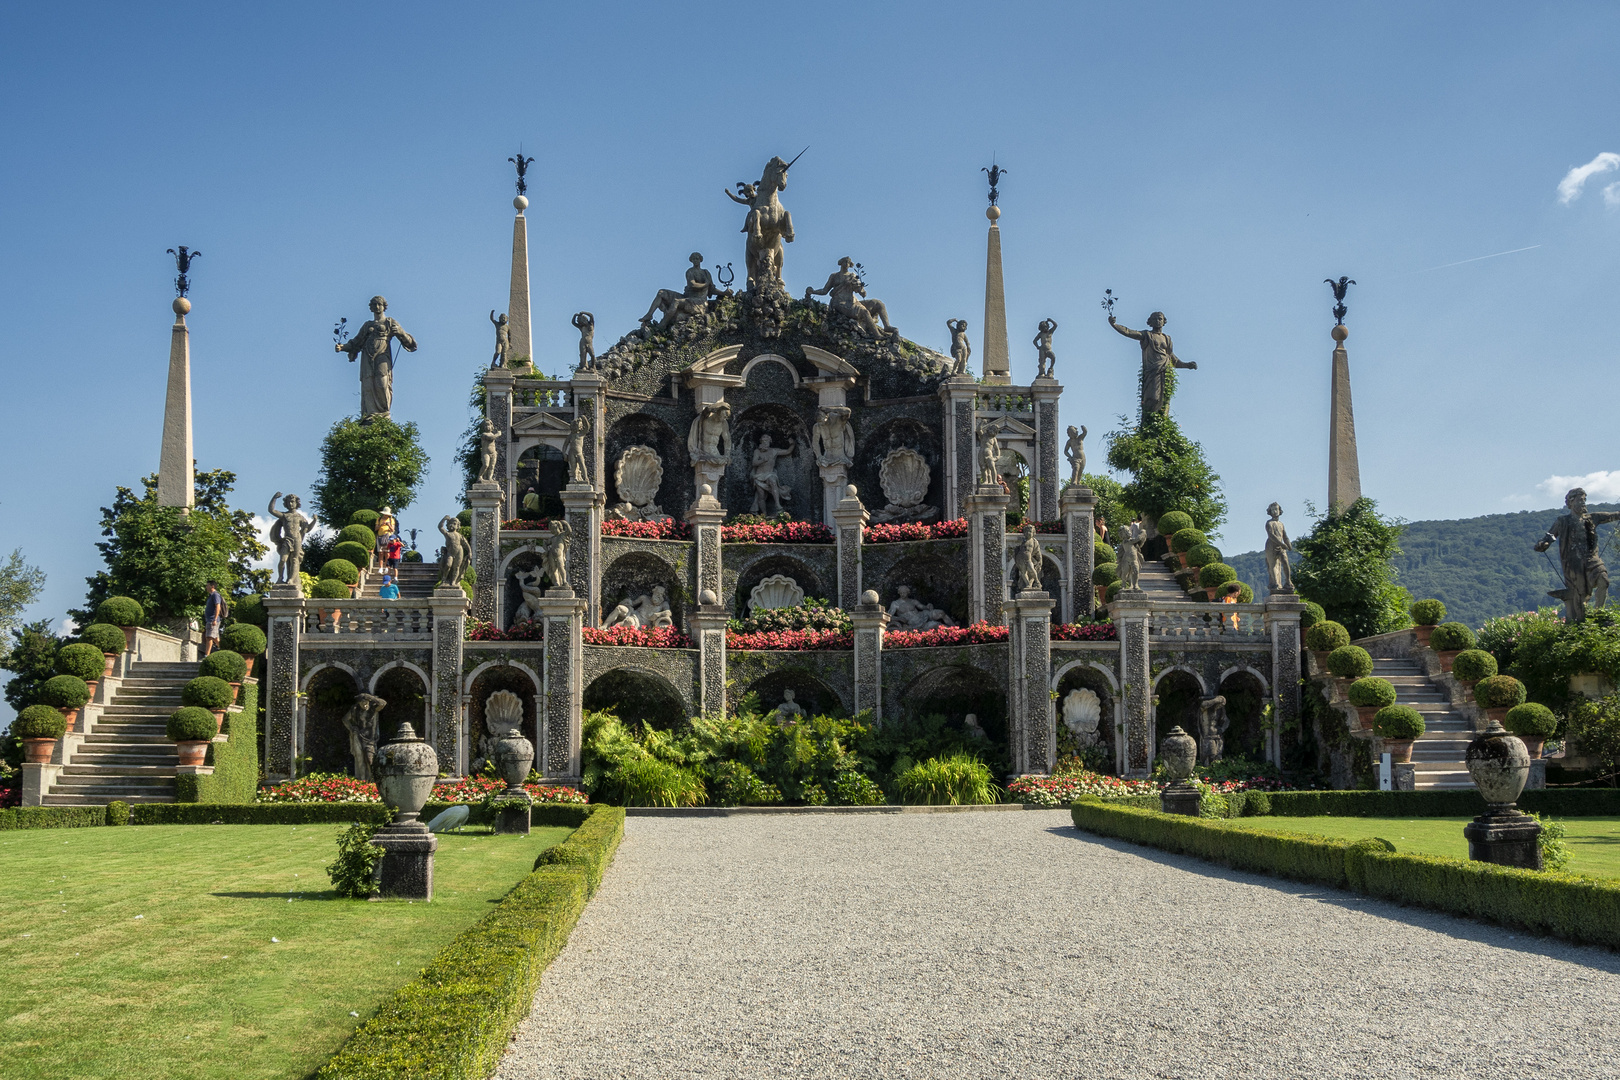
54, 642, 106, 681
1093, 540, 1115, 566
219, 623, 266, 656
338, 523, 378, 548
1091, 562, 1119, 586
330, 541, 373, 569
895, 754, 998, 805
1171, 527, 1207, 554
1198, 562, 1237, 588
1374, 705, 1425, 739
403, 550, 423, 563
1430, 621, 1476, 651
616, 757, 705, 807
93, 596, 144, 627
1236, 583, 1254, 603
1242, 790, 1272, 816
348, 509, 380, 529
1450, 649, 1498, 683
0, 806, 106, 830
1505, 702, 1557, 738
1326, 645, 1373, 679
1155, 511, 1194, 537
707, 761, 782, 806
1348, 677, 1397, 708
38, 675, 90, 710
78, 623, 127, 655
167, 706, 218, 741
181, 676, 233, 710
231, 593, 268, 628
831, 770, 887, 806
198, 649, 247, 682
457, 509, 473, 527
1409, 598, 1446, 626
319, 558, 360, 585
1528, 812, 1571, 872
106, 801, 131, 826
1305, 620, 1350, 652
1300, 601, 1326, 631
15, 705, 66, 739
1185, 543, 1222, 568
1474, 674, 1527, 710
310, 578, 352, 600
1105, 582, 1122, 603
326, 822, 383, 899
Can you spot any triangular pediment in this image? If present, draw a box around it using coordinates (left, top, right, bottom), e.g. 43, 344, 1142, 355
511, 410, 575, 436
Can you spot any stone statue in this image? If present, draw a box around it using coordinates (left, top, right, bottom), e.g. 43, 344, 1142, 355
1033, 318, 1057, 379
886, 585, 955, 632
771, 688, 805, 726
806, 257, 897, 338
963, 712, 988, 740
335, 295, 417, 419
811, 407, 854, 468
871, 449, 938, 525
641, 253, 719, 330
564, 413, 591, 486
490, 311, 511, 368
1116, 519, 1145, 592
634, 586, 674, 628
1064, 426, 1087, 485
438, 515, 470, 589
1061, 688, 1101, 745
608, 446, 669, 522
1535, 487, 1620, 623
543, 518, 573, 590
477, 418, 500, 484
340, 692, 386, 782
513, 566, 545, 622
1013, 524, 1044, 593
947, 319, 971, 375
1264, 502, 1294, 594
688, 401, 732, 464
1196, 695, 1229, 765
267, 492, 318, 584
749, 435, 793, 516
726, 153, 800, 289
602, 601, 639, 629
572, 312, 595, 370
1108, 311, 1196, 418
976, 420, 1002, 488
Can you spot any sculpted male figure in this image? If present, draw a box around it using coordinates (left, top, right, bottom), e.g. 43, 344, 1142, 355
947, 318, 971, 375
1108, 311, 1196, 418
1264, 502, 1294, 594
1116, 518, 1145, 592
806, 257, 898, 338
489, 311, 511, 368
1536, 487, 1620, 623
572, 312, 595, 370
641, 253, 718, 330
564, 413, 591, 485
341, 693, 386, 782
749, 435, 794, 516
1064, 425, 1087, 485
1033, 318, 1057, 379
438, 515, 470, 589
268, 493, 318, 584
1014, 524, 1044, 593
688, 401, 732, 463
976, 420, 1002, 488
812, 407, 854, 468
336, 295, 417, 419
476, 418, 500, 485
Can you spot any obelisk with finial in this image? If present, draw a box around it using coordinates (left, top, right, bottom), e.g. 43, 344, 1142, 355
1325, 276, 1362, 512
505, 149, 535, 370
157, 247, 199, 512
980, 162, 1011, 384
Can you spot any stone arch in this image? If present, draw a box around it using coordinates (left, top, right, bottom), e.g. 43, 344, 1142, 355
604, 412, 687, 520
584, 667, 689, 731
515, 444, 566, 520
368, 659, 431, 696
600, 549, 686, 628
732, 553, 826, 619
740, 353, 801, 387
373, 664, 428, 742
743, 669, 847, 718
896, 664, 1008, 763
1153, 667, 1205, 752
725, 403, 815, 518
853, 416, 944, 519
302, 664, 360, 775
1217, 667, 1270, 762
1053, 661, 1118, 773
878, 551, 969, 627
467, 663, 541, 766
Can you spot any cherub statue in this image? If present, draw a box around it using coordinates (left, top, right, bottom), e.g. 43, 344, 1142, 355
513, 566, 545, 622
490, 311, 511, 368
267, 492, 318, 584
477, 418, 500, 485
438, 515, 470, 589
1013, 524, 1044, 593
543, 518, 573, 591
564, 413, 591, 486
571, 312, 595, 370
1116, 518, 1145, 592
1033, 318, 1057, 379
947, 318, 971, 375
1264, 502, 1294, 594
1063, 426, 1087, 486
975, 420, 1002, 488
340, 693, 386, 782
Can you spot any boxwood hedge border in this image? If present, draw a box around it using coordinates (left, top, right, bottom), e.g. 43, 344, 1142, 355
1, 802, 593, 830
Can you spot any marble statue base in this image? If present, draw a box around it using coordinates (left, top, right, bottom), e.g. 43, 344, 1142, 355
1161, 780, 1200, 817
495, 804, 532, 835
1463, 807, 1543, 871
370, 821, 438, 901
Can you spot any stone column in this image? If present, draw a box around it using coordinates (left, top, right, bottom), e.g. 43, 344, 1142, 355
1060, 485, 1097, 625
1007, 589, 1056, 775
851, 590, 888, 720
1327, 323, 1362, 512
429, 585, 468, 774
1113, 590, 1154, 778
508, 196, 533, 371
981, 206, 1010, 384
939, 377, 978, 521
831, 485, 869, 611
561, 483, 604, 626
1264, 593, 1307, 767
467, 482, 503, 626
484, 368, 515, 516
262, 583, 305, 782
538, 588, 586, 781
691, 594, 729, 718
685, 484, 726, 612
1031, 379, 1063, 522
966, 486, 1010, 625
157, 297, 194, 511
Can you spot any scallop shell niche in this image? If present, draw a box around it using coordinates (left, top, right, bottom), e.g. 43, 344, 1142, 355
871, 448, 940, 524
608, 445, 669, 521
747, 574, 805, 613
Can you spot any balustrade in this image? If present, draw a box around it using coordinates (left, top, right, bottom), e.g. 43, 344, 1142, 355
977, 391, 1033, 414
303, 601, 433, 637
1146, 602, 1267, 643
512, 384, 572, 408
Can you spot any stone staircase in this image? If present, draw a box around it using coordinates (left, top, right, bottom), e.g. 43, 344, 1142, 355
356, 561, 441, 600
41, 660, 196, 805
1369, 656, 1474, 790
1135, 559, 1189, 602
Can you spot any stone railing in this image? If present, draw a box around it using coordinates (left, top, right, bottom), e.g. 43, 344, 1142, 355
1147, 602, 1268, 643
303, 600, 434, 638
977, 391, 1032, 414
513, 383, 572, 408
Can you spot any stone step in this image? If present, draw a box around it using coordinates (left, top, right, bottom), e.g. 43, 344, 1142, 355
62, 763, 177, 776
50, 782, 176, 797
41, 792, 175, 805
69, 755, 176, 769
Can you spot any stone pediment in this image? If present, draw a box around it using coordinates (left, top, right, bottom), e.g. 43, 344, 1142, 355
990, 416, 1036, 440
510, 410, 575, 437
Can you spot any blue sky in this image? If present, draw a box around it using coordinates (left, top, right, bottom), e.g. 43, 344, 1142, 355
2, 0, 1618, 658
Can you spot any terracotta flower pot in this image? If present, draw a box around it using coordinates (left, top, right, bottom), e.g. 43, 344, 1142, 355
175, 740, 210, 767
1437, 650, 1459, 673
102, 653, 118, 678
1356, 706, 1380, 730
121, 626, 137, 654
1520, 736, 1546, 759
229, 682, 241, 704
1485, 706, 1510, 726
1204, 587, 1221, 601
1414, 625, 1435, 647
1311, 650, 1332, 673
243, 657, 255, 678
60, 708, 79, 733
1383, 738, 1414, 764
1095, 585, 1106, 606
84, 679, 98, 701
22, 737, 56, 764
211, 710, 227, 732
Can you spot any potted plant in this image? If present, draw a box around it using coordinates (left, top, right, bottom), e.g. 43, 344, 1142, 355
1504, 702, 1557, 759
1184, 542, 1222, 573
1092, 562, 1118, 607
1348, 676, 1397, 729
1373, 704, 1426, 763
15, 705, 67, 763
94, 596, 145, 654
310, 577, 352, 628
1170, 527, 1207, 569
1428, 621, 1476, 673
78, 623, 128, 677
1409, 599, 1446, 647
1304, 620, 1350, 672
182, 676, 235, 731
198, 650, 248, 702
55, 643, 107, 701
1450, 649, 1497, 690
167, 706, 218, 767
38, 674, 90, 732
319, 558, 360, 588
1326, 645, 1374, 696
1474, 674, 1528, 726
219, 624, 267, 676
1198, 562, 1237, 601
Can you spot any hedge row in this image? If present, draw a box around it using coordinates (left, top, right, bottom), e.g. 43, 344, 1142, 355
174, 680, 259, 804
129, 801, 595, 827
1264, 789, 1620, 818
0, 805, 109, 830
1070, 799, 1620, 950
316, 805, 625, 1080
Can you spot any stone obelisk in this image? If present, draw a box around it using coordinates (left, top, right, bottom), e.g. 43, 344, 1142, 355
156, 295, 194, 511
508, 194, 533, 370
982, 203, 1011, 384
1327, 321, 1361, 511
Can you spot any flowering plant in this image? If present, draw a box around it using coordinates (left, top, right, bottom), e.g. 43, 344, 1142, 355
864, 518, 969, 543
432, 773, 589, 804
256, 771, 589, 805
721, 520, 834, 544
883, 621, 1009, 649
601, 518, 690, 540
1051, 621, 1117, 642
728, 598, 851, 636
501, 518, 550, 531
582, 624, 691, 648
467, 619, 544, 641
726, 627, 854, 650
1005, 769, 1159, 806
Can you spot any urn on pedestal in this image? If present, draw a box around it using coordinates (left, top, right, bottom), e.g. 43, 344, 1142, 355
1462, 719, 1542, 870
370, 720, 440, 900
1159, 725, 1201, 816
485, 690, 535, 835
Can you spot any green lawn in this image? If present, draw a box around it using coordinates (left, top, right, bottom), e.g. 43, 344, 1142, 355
1221, 815, 1620, 879
0, 822, 573, 1080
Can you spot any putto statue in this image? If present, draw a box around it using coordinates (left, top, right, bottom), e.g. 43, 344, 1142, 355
512, 566, 544, 622
476, 418, 500, 485
564, 413, 591, 485
543, 518, 573, 590
1116, 518, 1145, 592
571, 312, 595, 370
489, 311, 511, 368
438, 515, 470, 589
335, 295, 418, 420
749, 435, 794, 516
1264, 502, 1294, 594
726, 151, 802, 289
975, 420, 1002, 488
1108, 310, 1196, 419
340, 693, 386, 782
1013, 524, 1044, 593
1033, 318, 1057, 379
1064, 426, 1087, 485
947, 318, 971, 375
811, 407, 855, 468
640, 253, 719, 330
1196, 695, 1229, 765
806, 257, 897, 339
1536, 487, 1619, 623
267, 493, 318, 585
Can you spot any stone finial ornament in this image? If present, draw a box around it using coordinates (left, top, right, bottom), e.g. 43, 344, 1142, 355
268, 492, 318, 585
1264, 502, 1294, 594
438, 515, 470, 589
699, 588, 719, 606
1535, 487, 1619, 623
1033, 318, 1057, 379
340, 692, 386, 782
1064, 426, 1087, 486
335, 295, 417, 420
860, 589, 880, 606
947, 318, 971, 375
477, 418, 500, 484
1108, 310, 1196, 419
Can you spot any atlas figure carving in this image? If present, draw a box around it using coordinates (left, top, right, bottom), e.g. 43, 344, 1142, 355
489, 311, 511, 368
572, 312, 595, 369
1064, 426, 1087, 485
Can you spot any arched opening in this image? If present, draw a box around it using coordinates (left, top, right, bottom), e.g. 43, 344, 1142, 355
584, 668, 688, 732
374, 666, 428, 742
725, 403, 814, 519
1218, 669, 1269, 763
1054, 664, 1116, 774
853, 416, 944, 521
742, 669, 845, 718
891, 664, 1009, 776
604, 413, 687, 519
468, 665, 540, 771
998, 447, 1031, 520
600, 550, 685, 628
303, 666, 359, 775
878, 552, 969, 628
732, 554, 825, 619
516, 445, 566, 520
1153, 669, 1204, 757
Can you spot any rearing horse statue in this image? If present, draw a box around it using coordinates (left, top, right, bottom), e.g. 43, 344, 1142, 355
725, 151, 802, 290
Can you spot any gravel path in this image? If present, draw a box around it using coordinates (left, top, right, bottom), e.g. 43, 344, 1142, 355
497, 810, 1620, 1079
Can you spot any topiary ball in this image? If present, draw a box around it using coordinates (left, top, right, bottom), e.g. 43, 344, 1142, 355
338, 524, 378, 548
181, 676, 234, 710
349, 509, 380, 529
1300, 601, 1326, 631
331, 541, 373, 568
1474, 674, 1527, 710
1185, 543, 1222, 568
1374, 704, 1425, 740
1409, 598, 1447, 626
78, 623, 127, 656
1236, 583, 1254, 604
1305, 620, 1350, 652
1450, 649, 1498, 683
167, 706, 219, 742
1198, 562, 1238, 588
403, 550, 423, 563
1104, 582, 1122, 603
1171, 528, 1207, 554
38, 675, 90, 709
1504, 702, 1557, 738
1326, 645, 1374, 679
1348, 676, 1398, 708
15, 704, 67, 739
220, 624, 266, 656
232, 594, 268, 629
1094, 541, 1115, 566
54, 643, 106, 681
1429, 622, 1476, 651
311, 578, 352, 600
319, 558, 360, 585
456, 509, 473, 527
93, 596, 144, 627
198, 649, 247, 683
1092, 563, 1119, 586
1155, 510, 1194, 537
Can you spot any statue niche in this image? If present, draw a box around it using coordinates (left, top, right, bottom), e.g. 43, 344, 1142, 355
607, 446, 670, 522
726, 404, 810, 519
870, 448, 939, 525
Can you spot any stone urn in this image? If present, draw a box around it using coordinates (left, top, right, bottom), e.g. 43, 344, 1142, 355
493, 733, 535, 792
1463, 720, 1541, 869
374, 721, 439, 826
1159, 725, 1201, 816
1466, 720, 1530, 803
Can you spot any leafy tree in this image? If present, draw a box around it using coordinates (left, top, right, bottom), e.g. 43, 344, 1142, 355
0, 549, 45, 665
1293, 497, 1411, 639
312, 416, 430, 526
73, 470, 270, 627
1075, 473, 1128, 545
2, 619, 64, 712
1103, 412, 1226, 533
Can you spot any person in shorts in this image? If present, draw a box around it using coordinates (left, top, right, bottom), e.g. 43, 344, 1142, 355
386, 534, 404, 572
203, 581, 226, 657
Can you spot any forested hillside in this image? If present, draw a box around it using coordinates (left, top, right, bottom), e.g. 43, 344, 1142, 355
1228, 503, 1620, 630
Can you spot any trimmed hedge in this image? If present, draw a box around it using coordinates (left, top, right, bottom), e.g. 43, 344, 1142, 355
1409, 598, 1446, 626
1094, 541, 1115, 566
15, 705, 67, 739
1184, 543, 1222, 568
1326, 645, 1373, 679
129, 797, 595, 827
220, 623, 267, 656
1474, 675, 1527, 710
1261, 789, 1620, 817
1300, 601, 1326, 631
1305, 621, 1350, 652
1430, 621, 1476, 651
349, 509, 381, 529
1451, 649, 1498, 683
1092, 562, 1119, 587
1347, 677, 1397, 709
1155, 511, 1194, 537
38, 674, 90, 709
320, 558, 360, 585
338, 523, 379, 548
0, 806, 108, 830
55, 643, 106, 681
199, 649, 247, 683
182, 676, 234, 710
311, 579, 352, 600
1374, 704, 1425, 739
168, 707, 218, 742
1170, 527, 1206, 554
1198, 562, 1237, 588
94, 596, 144, 627
1505, 702, 1557, 738
315, 806, 625, 1080
78, 623, 127, 655
175, 681, 259, 804
331, 541, 374, 569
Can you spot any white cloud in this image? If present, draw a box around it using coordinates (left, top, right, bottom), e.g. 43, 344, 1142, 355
1538, 471, 1620, 501
56, 616, 78, 637
1557, 152, 1620, 204
248, 515, 278, 570
1605, 182, 1620, 207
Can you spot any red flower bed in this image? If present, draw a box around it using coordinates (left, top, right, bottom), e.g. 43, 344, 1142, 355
726, 627, 854, 650
1051, 621, 1117, 642
501, 518, 550, 531
1016, 519, 1067, 535
256, 772, 589, 805
430, 774, 589, 804
882, 621, 1010, 649
582, 625, 691, 648
721, 520, 834, 544
863, 519, 970, 543
600, 518, 690, 540
467, 619, 544, 641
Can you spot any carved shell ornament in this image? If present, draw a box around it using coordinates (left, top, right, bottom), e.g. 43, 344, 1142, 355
878, 448, 930, 510
615, 446, 664, 509
485, 690, 524, 738
747, 574, 805, 613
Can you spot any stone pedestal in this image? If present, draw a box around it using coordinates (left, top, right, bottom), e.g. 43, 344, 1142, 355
371, 821, 438, 901
538, 588, 586, 781
686, 486, 726, 609
21, 762, 62, 806
1464, 808, 1543, 870
1113, 590, 1154, 778
1392, 762, 1416, 791
263, 583, 306, 782
467, 482, 503, 626
851, 592, 889, 719
939, 377, 979, 521
1008, 590, 1055, 775
1161, 781, 1200, 816
691, 600, 729, 718
1526, 758, 1547, 791
495, 803, 531, 836
428, 586, 468, 773
1060, 486, 1097, 624
560, 483, 604, 625
1031, 379, 1063, 523
831, 486, 869, 612
1264, 594, 1307, 767
966, 485, 1010, 626
483, 368, 516, 515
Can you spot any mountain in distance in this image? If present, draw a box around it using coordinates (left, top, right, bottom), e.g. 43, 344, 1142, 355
1227, 503, 1620, 630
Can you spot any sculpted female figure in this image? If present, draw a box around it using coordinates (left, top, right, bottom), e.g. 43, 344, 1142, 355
335, 295, 417, 419
1108, 310, 1196, 418
806, 257, 897, 338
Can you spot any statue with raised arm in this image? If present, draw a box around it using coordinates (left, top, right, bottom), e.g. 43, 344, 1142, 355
571, 312, 595, 370
805, 257, 897, 338
975, 420, 1002, 488
1033, 318, 1057, 379
727, 152, 802, 289
641, 253, 719, 330
477, 418, 500, 485
1108, 310, 1196, 418
947, 318, 971, 375
811, 407, 854, 468
341, 693, 386, 782
490, 311, 511, 368
438, 515, 470, 589
1064, 426, 1087, 485
1116, 518, 1145, 592
1196, 695, 1229, 765
268, 493, 318, 585
1264, 502, 1294, 594
1535, 487, 1620, 623
543, 518, 573, 590
1014, 524, 1044, 593
335, 295, 417, 419
749, 435, 794, 516
564, 413, 591, 486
